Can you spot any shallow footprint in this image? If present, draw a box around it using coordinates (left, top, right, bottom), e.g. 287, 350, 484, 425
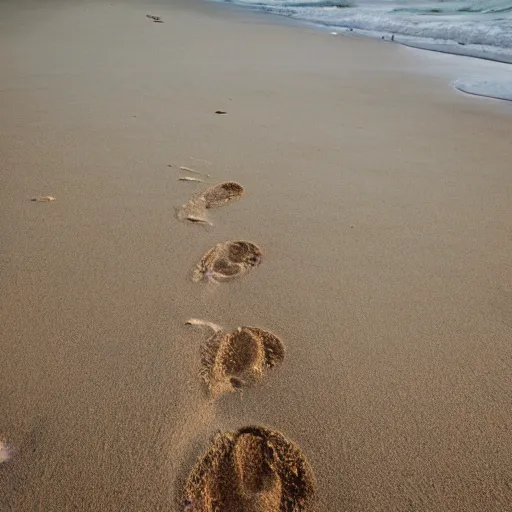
187, 319, 285, 396
183, 426, 316, 512
193, 241, 261, 283
201, 182, 244, 209
178, 182, 244, 225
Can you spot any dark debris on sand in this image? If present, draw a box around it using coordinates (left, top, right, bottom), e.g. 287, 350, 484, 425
146, 14, 163, 23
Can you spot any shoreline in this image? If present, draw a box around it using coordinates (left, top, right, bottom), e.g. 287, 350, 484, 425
210, 0, 512, 65
210, 0, 512, 102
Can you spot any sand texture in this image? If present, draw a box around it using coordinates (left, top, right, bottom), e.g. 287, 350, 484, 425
1, 0, 512, 510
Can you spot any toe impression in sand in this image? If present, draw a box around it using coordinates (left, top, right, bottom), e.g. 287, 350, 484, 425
187, 319, 285, 396
178, 182, 244, 225
183, 426, 316, 512
192, 241, 261, 283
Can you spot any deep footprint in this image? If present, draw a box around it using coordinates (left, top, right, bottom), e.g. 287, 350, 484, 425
187, 319, 285, 396
178, 182, 244, 225
193, 241, 261, 283
183, 426, 316, 512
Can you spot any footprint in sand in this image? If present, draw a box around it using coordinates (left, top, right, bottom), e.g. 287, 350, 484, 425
186, 319, 285, 397
193, 241, 261, 283
178, 182, 244, 226
183, 426, 316, 512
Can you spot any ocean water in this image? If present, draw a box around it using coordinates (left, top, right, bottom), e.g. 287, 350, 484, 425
217, 0, 512, 63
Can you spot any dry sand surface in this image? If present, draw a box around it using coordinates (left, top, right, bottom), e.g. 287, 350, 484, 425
1, 0, 512, 510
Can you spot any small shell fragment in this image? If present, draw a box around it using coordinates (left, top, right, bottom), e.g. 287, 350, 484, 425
179, 166, 201, 174
31, 196, 56, 202
185, 318, 223, 333
179, 177, 203, 182
186, 216, 212, 226
0, 440, 10, 463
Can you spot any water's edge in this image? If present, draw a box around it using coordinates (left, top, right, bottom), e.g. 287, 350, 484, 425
210, 0, 512, 102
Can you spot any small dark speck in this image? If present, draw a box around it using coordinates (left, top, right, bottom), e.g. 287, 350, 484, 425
230, 377, 243, 389
215, 110, 227, 115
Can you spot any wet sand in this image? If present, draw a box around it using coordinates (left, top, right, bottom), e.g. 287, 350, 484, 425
1, 0, 512, 510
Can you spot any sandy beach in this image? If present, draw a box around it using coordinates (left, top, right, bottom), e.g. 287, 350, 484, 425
1, 0, 512, 510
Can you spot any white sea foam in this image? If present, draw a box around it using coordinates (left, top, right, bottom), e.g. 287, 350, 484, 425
218, 1, 512, 62
217, 0, 512, 101
454, 77, 512, 100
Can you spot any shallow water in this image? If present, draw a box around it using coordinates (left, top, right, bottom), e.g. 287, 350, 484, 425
216, 0, 512, 62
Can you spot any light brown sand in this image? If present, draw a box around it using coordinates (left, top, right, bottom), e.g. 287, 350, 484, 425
1, 0, 512, 510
